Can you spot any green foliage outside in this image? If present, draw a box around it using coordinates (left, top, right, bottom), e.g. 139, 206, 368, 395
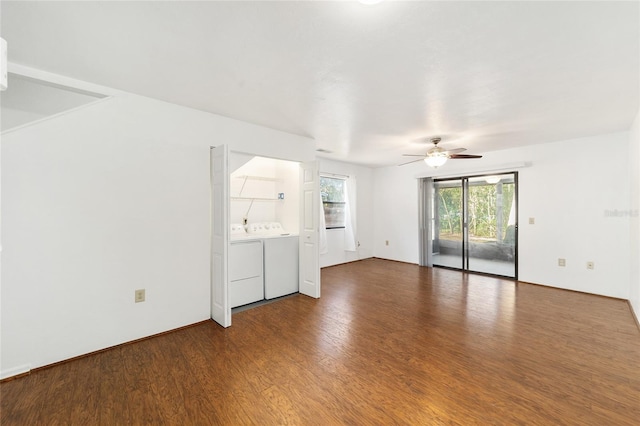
437, 182, 515, 242
320, 176, 345, 202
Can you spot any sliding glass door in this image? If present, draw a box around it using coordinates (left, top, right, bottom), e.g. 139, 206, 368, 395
432, 179, 464, 269
431, 173, 517, 278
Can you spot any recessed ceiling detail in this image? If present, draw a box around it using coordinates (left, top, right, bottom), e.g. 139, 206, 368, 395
1, 73, 107, 132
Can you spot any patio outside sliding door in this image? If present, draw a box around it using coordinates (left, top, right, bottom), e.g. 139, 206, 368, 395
431, 172, 518, 279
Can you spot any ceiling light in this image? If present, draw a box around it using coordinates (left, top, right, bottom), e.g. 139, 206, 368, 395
424, 152, 448, 168
485, 176, 501, 184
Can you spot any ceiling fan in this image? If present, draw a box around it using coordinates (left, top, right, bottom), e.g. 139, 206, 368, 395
399, 137, 483, 168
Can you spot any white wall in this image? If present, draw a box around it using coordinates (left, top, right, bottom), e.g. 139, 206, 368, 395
1, 83, 314, 378
229, 155, 300, 232
629, 110, 640, 319
319, 159, 374, 268
373, 132, 632, 300
373, 165, 421, 264
275, 160, 301, 234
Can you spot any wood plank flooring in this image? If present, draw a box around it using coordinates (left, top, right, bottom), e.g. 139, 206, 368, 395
2, 258, 639, 425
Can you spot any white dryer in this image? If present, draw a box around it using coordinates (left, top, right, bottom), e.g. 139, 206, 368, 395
229, 239, 264, 308
263, 235, 299, 299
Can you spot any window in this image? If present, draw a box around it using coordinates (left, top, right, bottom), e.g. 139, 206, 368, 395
320, 176, 346, 229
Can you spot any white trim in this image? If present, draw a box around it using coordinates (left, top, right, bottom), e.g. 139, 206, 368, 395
2, 64, 115, 134
9, 72, 108, 99
320, 172, 349, 180
414, 162, 530, 179
8, 62, 120, 97
1, 364, 31, 380
1, 96, 112, 135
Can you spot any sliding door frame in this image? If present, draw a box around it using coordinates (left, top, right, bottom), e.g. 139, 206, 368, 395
420, 171, 518, 279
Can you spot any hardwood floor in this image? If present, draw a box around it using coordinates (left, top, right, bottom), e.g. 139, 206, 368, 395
2, 258, 639, 425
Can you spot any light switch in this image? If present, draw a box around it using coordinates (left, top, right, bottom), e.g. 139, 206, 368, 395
135, 289, 145, 303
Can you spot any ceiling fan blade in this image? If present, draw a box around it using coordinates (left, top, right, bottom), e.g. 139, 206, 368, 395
398, 158, 425, 166
444, 148, 466, 154
449, 154, 483, 159
402, 154, 427, 157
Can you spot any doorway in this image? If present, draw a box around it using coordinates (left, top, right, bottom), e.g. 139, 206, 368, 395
210, 146, 320, 328
424, 172, 518, 278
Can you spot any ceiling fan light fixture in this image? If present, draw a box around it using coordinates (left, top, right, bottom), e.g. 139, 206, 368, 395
400, 136, 483, 167
424, 152, 448, 168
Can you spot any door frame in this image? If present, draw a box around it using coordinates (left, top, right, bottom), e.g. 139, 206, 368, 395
210, 145, 231, 327
299, 161, 321, 298
210, 147, 320, 328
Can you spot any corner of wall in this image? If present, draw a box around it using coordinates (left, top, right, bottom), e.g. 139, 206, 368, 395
0, 364, 31, 381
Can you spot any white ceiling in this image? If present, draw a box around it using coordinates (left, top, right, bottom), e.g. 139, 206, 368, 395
2, 1, 639, 167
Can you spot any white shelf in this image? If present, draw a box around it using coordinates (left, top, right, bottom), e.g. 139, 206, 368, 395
234, 174, 282, 199
234, 175, 281, 182
231, 196, 278, 201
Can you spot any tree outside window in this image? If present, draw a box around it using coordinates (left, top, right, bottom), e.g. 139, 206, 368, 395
320, 176, 345, 229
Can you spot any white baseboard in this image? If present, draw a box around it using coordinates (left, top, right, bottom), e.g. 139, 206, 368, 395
1, 364, 31, 380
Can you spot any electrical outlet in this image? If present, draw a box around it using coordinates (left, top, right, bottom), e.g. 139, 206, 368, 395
586, 261, 594, 270
529, 217, 535, 225
385, 240, 389, 246
135, 289, 145, 303
558, 258, 566, 267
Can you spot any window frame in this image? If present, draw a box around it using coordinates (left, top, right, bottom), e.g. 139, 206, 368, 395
320, 175, 347, 230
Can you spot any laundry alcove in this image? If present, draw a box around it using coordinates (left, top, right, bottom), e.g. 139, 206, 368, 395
210, 146, 320, 327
